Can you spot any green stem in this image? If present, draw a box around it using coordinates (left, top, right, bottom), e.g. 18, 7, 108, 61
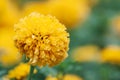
22, 54, 29, 63
28, 65, 35, 80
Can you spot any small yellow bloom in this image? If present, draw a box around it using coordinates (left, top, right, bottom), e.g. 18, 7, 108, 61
22, 0, 91, 27
45, 74, 83, 80
45, 76, 58, 80
8, 63, 31, 80
101, 46, 120, 64
14, 12, 69, 67
63, 74, 83, 80
111, 16, 120, 34
72, 45, 100, 62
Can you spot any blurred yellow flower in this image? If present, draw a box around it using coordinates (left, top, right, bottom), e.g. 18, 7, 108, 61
45, 74, 82, 80
22, 0, 91, 27
0, 27, 21, 66
2, 76, 10, 80
45, 76, 58, 80
101, 46, 120, 64
72, 45, 100, 62
112, 16, 120, 34
87, 0, 98, 7
0, 0, 20, 27
14, 12, 69, 67
22, 1, 50, 15
63, 74, 83, 80
49, 0, 90, 27
8, 63, 30, 80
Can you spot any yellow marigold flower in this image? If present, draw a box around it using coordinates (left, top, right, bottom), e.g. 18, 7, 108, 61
72, 45, 100, 62
0, 27, 21, 66
101, 46, 120, 64
8, 63, 31, 80
22, 0, 90, 27
14, 12, 69, 67
63, 74, 83, 80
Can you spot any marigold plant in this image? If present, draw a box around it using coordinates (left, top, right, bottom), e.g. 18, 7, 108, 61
14, 12, 69, 67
